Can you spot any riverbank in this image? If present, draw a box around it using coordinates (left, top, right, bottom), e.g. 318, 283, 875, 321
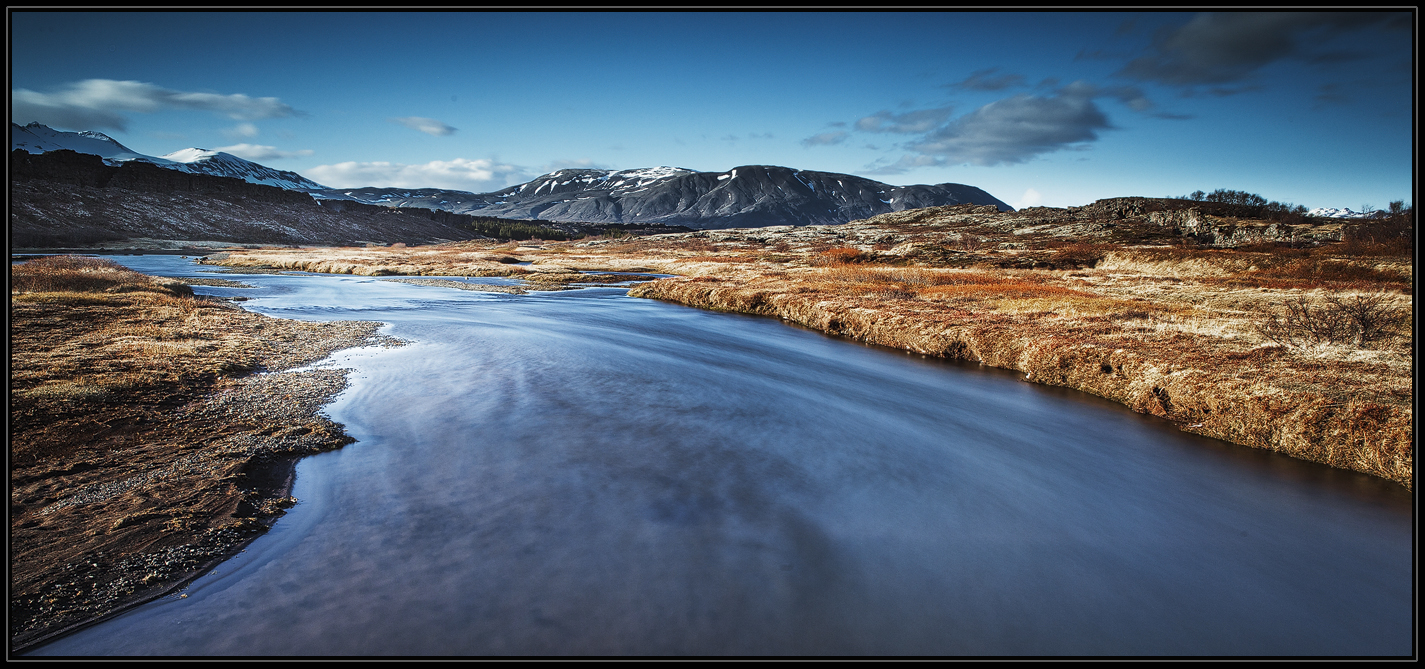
199, 208, 1412, 488
9, 256, 399, 651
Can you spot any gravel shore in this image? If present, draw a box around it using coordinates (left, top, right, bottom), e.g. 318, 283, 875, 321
10, 293, 402, 652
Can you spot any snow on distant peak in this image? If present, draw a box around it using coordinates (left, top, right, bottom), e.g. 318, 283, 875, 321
613, 166, 694, 181
1307, 207, 1389, 219
160, 147, 221, 163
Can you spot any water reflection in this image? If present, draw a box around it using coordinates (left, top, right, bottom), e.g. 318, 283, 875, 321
29, 256, 1412, 656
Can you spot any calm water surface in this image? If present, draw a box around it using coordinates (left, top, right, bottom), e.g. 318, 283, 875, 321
31, 255, 1412, 656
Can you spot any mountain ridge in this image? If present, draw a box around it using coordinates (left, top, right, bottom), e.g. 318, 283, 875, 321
315, 165, 1013, 229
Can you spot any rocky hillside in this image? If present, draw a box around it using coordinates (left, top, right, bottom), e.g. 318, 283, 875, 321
316, 165, 1012, 229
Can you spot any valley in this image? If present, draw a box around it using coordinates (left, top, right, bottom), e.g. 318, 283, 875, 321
8, 122, 1414, 655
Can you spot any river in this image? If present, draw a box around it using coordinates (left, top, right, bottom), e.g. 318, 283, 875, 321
29, 255, 1412, 656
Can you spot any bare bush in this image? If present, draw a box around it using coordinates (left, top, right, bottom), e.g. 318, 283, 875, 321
1324, 292, 1406, 346
814, 247, 869, 266
1052, 242, 1111, 268
1256, 292, 1404, 348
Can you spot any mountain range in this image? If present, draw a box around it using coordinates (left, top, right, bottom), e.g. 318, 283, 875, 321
12, 123, 1009, 229
1303, 207, 1390, 219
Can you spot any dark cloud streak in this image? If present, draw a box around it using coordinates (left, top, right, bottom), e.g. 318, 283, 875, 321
1117, 12, 1404, 90
905, 87, 1112, 166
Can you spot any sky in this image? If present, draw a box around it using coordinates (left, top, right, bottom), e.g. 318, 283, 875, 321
8, 10, 1416, 209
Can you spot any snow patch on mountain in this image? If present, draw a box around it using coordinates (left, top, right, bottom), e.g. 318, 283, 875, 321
11, 122, 327, 191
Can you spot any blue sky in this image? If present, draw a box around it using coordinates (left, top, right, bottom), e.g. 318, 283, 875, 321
9, 10, 1415, 209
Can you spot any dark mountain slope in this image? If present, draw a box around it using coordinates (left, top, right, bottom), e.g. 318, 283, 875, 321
10, 150, 485, 247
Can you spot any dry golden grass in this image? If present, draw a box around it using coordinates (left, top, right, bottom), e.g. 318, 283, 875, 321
10, 256, 382, 420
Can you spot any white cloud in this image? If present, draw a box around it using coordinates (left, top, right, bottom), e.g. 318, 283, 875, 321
306, 158, 530, 191
224, 122, 260, 139
214, 144, 314, 161
390, 116, 458, 136
11, 79, 298, 131
1014, 188, 1044, 209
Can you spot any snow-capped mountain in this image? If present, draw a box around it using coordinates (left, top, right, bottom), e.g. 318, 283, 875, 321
1306, 207, 1389, 219
156, 147, 327, 190
316, 165, 1012, 229
11, 121, 161, 163
10, 122, 327, 191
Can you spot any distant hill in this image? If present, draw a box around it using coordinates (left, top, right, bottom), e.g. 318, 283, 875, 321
316, 165, 1012, 230
11, 122, 327, 191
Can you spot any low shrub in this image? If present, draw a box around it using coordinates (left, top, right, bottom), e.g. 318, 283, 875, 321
1246, 259, 1409, 285
1050, 242, 1113, 268
814, 246, 870, 266
1255, 291, 1405, 347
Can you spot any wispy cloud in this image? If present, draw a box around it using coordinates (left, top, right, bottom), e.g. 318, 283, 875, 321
801, 130, 849, 147
390, 116, 458, 136
214, 144, 314, 161
863, 154, 941, 176
1117, 12, 1401, 90
223, 122, 260, 139
11, 79, 298, 131
540, 158, 613, 173
855, 106, 955, 134
306, 158, 529, 191
947, 68, 1025, 92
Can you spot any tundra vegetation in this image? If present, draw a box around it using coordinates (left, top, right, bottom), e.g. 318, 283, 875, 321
205, 197, 1414, 489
